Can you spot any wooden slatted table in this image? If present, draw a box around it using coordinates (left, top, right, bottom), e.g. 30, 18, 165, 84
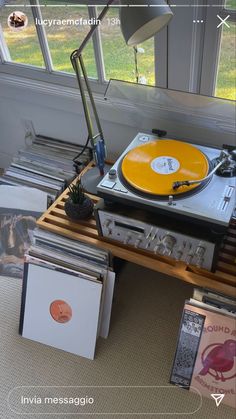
37, 162, 236, 298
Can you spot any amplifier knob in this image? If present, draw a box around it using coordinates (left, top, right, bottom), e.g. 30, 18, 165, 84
135, 238, 142, 248
175, 249, 183, 261
124, 233, 132, 245
162, 234, 176, 253
103, 219, 112, 228
154, 243, 163, 254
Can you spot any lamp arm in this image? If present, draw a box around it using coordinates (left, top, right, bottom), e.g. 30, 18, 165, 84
70, 0, 114, 176
72, 0, 114, 59
79, 55, 104, 141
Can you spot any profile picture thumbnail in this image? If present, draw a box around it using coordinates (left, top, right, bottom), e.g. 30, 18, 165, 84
8, 11, 28, 31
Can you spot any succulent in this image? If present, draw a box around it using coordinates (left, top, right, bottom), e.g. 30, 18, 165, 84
67, 180, 86, 205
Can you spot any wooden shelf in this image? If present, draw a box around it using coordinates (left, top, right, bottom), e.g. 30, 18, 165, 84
37, 162, 236, 298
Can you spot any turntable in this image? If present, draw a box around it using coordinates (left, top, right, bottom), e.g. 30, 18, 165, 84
97, 133, 236, 233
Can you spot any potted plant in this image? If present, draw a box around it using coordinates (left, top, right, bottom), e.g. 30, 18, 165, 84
64, 180, 94, 220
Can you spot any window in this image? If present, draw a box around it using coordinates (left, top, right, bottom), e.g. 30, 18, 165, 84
0, 1, 158, 87
0, 0, 44, 67
39, 3, 97, 77
0, 1, 235, 100
98, 6, 155, 85
215, 0, 236, 100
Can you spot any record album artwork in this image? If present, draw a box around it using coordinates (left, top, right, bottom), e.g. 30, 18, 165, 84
171, 302, 236, 409
188, 304, 236, 409
0, 209, 39, 278
0, 185, 47, 278
20, 263, 103, 359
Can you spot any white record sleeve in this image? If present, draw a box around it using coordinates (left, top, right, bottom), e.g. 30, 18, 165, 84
99, 270, 115, 339
0, 185, 47, 212
21, 263, 103, 359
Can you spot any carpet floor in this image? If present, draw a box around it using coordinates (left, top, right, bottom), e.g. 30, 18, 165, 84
0, 262, 235, 419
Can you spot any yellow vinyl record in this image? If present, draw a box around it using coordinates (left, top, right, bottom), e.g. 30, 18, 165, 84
121, 140, 209, 196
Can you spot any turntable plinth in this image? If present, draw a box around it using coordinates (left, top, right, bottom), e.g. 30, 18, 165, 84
37, 161, 236, 298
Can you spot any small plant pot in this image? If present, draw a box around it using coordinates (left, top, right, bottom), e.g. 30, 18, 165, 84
64, 196, 94, 221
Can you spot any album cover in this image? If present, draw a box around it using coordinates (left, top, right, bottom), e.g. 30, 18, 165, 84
20, 262, 103, 359
0, 186, 47, 278
188, 303, 236, 409
171, 301, 236, 408
170, 306, 205, 388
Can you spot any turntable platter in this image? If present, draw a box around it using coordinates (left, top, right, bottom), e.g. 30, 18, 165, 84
121, 140, 209, 196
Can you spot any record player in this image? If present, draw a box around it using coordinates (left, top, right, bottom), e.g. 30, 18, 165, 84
97, 133, 236, 233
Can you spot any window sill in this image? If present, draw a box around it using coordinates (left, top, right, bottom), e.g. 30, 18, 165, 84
0, 69, 235, 148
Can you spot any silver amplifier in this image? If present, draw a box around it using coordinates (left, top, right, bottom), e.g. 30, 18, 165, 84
95, 200, 223, 271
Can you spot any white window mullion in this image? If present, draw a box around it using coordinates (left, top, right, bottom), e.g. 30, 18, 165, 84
88, 6, 106, 84
0, 23, 10, 62
29, 0, 53, 72
188, 4, 207, 93
154, 28, 168, 88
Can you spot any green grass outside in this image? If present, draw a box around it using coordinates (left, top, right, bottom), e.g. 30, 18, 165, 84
0, 3, 235, 100
216, 24, 236, 100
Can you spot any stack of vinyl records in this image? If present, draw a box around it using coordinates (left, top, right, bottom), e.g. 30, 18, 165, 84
0, 135, 92, 206
170, 288, 236, 409
19, 229, 115, 360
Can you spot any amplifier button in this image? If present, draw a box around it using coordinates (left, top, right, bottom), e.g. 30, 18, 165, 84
162, 234, 176, 253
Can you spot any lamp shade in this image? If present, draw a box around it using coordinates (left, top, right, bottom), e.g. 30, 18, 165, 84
120, 0, 173, 46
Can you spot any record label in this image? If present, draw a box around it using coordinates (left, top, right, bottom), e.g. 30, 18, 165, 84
50, 300, 72, 323
151, 156, 180, 175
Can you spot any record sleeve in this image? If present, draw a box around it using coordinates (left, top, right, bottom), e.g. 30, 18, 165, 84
170, 301, 236, 408
188, 303, 236, 409
20, 262, 103, 359
0, 186, 47, 278
170, 306, 205, 388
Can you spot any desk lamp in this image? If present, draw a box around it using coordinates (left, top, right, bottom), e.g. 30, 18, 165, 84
70, 0, 173, 193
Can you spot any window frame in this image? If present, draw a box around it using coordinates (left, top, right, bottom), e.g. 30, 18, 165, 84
0, 1, 166, 94
0, 1, 235, 99
199, 0, 236, 97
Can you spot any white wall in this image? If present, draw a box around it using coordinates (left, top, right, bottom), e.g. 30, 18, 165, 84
0, 73, 235, 169
0, 75, 138, 168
